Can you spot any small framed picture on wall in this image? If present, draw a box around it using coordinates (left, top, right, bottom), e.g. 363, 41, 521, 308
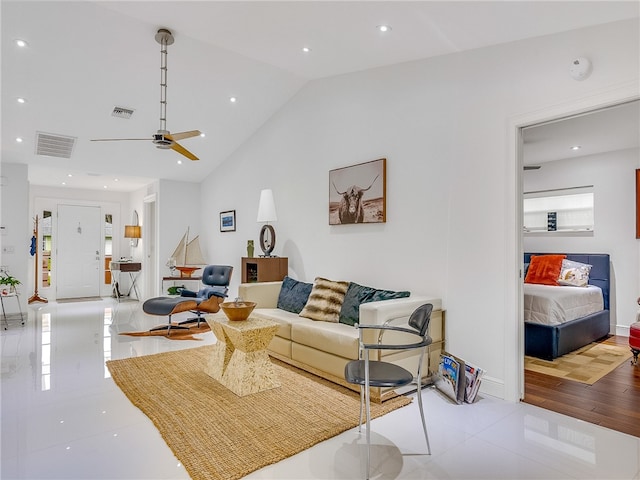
220, 210, 236, 232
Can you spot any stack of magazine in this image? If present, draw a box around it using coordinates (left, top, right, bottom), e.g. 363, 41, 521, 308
434, 352, 485, 404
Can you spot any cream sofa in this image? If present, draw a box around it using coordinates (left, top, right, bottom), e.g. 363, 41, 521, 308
238, 281, 445, 401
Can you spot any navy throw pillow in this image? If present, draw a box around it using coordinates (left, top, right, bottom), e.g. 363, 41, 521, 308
339, 282, 410, 326
277, 276, 313, 314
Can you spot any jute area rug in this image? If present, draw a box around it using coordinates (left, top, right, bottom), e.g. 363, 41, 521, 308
120, 322, 210, 341
525, 341, 632, 384
106, 345, 410, 480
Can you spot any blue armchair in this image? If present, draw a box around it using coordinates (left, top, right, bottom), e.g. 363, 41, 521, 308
177, 265, 233, 326
142, 265, 233, 335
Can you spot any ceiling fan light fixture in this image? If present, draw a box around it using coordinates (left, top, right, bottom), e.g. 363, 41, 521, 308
90, 28, 200, 161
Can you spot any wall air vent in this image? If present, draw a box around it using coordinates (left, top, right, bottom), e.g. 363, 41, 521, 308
35, 132, 76, 159
112, 106, 134, 119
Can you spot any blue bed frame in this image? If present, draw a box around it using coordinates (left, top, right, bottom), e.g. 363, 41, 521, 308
524, 253, 611, 360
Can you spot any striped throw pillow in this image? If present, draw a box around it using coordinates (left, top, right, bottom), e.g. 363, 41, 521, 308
299, 277, 349, 323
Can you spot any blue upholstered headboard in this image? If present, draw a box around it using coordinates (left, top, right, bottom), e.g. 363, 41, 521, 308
524, 253, 610, 310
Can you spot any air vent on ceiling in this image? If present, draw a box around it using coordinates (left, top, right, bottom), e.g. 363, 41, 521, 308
112, 106, 134, 119
35, 132, 76, 159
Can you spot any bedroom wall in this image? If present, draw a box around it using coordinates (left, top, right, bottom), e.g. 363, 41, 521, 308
523, 147, 639, 334
198, 19, 639, 400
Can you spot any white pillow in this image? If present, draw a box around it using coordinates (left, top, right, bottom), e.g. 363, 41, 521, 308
558, 259, 592, 287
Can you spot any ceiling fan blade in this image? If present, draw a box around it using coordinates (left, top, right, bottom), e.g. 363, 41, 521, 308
167, 130, 201, 141
171, 141, 199, 161
90, 138, 151, 142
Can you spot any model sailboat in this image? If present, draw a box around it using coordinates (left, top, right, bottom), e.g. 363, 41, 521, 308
170, 228, 206, 277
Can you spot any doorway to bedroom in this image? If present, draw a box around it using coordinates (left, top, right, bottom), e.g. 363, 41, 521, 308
518, 98, 640, 437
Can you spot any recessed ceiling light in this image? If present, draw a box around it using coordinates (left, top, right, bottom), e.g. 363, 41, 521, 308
61, 182, 66, 185
67, 174, 73, 177
302, 46, 311, 53
114, 178, 119, 182
103, 185, 107, 189
17, 97, 26, 104
229, 96, 237, 103
15, 137, 23, 143
177, 160, 182, 165
377, 25, 392, 33
199, 132, 205, 137
15, 39, 28, 48
571, 145, 581, 151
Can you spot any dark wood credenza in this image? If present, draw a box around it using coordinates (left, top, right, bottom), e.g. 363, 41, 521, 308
241, 257, 288, 283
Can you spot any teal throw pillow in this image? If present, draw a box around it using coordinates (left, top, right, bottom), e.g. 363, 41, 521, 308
277, 276, 313, 314
339, 282, 410, 326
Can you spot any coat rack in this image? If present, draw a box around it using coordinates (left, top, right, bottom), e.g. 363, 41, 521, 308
28, 215, 48, 304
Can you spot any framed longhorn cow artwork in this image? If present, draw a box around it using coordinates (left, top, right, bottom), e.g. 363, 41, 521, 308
329, 158, 386, 225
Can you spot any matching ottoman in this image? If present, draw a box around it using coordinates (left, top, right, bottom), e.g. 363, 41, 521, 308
630, 321, 640, 366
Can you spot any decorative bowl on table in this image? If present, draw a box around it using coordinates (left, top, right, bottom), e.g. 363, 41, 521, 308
220, 301, 257, 321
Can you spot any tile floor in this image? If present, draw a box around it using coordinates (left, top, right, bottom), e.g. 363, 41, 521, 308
1, 298, 639, 480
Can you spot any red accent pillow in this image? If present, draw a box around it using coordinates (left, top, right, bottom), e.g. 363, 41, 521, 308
524, 255, 566, 285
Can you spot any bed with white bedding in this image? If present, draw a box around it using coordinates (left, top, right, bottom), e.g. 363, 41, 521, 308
523, 284, 604, 326
524, 253, 610, 360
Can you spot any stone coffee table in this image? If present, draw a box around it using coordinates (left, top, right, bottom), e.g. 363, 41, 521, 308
205, 315, 280, 396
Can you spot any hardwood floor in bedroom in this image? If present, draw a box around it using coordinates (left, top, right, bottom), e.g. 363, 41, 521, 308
524, 335, 640, 438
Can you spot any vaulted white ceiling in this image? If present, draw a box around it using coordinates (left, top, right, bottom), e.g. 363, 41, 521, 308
2, 1, 638, 191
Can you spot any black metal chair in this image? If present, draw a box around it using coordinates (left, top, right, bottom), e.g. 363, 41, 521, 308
344, 303, 433, 479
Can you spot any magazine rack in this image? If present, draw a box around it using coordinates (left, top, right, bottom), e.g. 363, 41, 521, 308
435, 352, 484, 404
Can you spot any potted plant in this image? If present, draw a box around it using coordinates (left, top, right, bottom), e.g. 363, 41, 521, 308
0, 273, 21, 295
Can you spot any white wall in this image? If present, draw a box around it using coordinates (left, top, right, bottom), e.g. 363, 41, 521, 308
29, 184, 130, 300
523, 148, 639, 334
0, 163, 29, 314
157, 179, 202, 280
199, 19, 640, 400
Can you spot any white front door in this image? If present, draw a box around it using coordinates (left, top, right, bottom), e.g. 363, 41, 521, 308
57, 204, 101, 299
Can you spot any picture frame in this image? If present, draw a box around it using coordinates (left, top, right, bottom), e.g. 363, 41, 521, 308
220, 210, 236, 232
329, 158, 386, 225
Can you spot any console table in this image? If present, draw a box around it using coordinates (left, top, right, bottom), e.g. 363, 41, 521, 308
110, 262, 141, 301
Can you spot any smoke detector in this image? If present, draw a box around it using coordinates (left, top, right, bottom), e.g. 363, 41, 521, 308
569, 57, 592, 81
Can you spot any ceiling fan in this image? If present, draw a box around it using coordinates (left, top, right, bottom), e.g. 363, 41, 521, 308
91, 28, 201, 161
